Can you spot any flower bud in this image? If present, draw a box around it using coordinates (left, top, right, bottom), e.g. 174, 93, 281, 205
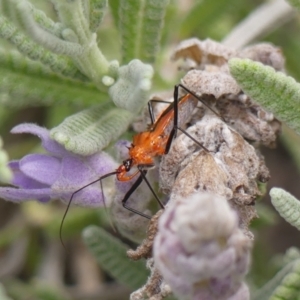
153, 192, 251, 300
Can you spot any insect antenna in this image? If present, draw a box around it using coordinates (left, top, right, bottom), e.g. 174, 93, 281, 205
59, 171, 118, 249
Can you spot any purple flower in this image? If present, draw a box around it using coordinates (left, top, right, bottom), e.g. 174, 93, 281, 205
0, 123, 118, 207
153, 192, 252, 300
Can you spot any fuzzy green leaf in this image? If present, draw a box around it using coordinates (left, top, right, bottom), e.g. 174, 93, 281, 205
108, 0, 120, 28
89, 0, 108, 33
270, 187, 300, 230
229, 58, 300, 135
119, 0, 169, 64
0, 57, 106, 108
15, 0, 84, 57
50, 102, 134, 156
82, 225, 149, 290
119, 0, 143, 64
269, 260, 300, 300
138, 0, 170, 63
109, 59, 153, 112
51, 0, 110, 85
253, 259, 299, 300
0, 15, 85, 80
22, 0, 66, 38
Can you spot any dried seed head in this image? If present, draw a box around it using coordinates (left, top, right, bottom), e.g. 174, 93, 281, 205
239, 43, 285, 71
172, 38, 282, 147
172, 38, 237, 67
182, 70, 241, 99
217, 94, 281, 148
160, 115, 269, 235
172, 38, 284, 72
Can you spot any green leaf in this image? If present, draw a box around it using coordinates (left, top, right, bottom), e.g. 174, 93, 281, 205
89, 0, 108, 33
0, 15, 85, 80
109, 59, 153, 112
50, 102, 134, 156
50, 0, 110, 85
253, 259, 300, 300
119, 0, 143, 64
269, 260, 300, 300
15, 0, 84, 57
82, 225, 149, 290
0, 58, 106, 108
108, 0, 120, 28
229, 58, 300, 136
138, 0, 170, 63
23, 0, 66, 38
119, 0, 169, 64
270, 187, 300, 230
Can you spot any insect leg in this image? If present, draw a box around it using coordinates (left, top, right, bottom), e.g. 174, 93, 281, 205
164, 84, 180, 154
138, 165, 164, 209
122, 171, 152, 219
165, 84, 210, 154
148, 99, 173, 125
176, 83, 223, 120
176, 127, 209, 152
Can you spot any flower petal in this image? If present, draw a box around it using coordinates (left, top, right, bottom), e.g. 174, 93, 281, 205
8, 160, 49, 189
54, 156, 96, 190
0, 187, 52, 203
11, 123, 68, 156
61, 186, 104, 207
86, 152, 118, 176
53, 152, 117, 192
19, 154, 61, 186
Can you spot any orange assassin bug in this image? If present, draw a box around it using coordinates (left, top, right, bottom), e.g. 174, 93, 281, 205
61, 84, 220, 223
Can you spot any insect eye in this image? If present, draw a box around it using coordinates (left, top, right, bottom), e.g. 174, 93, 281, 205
123, 159, 132, 171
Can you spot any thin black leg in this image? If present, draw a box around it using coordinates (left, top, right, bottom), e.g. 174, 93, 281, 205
138, 165, 164, 209
122, 171, 151, 219
148, 99, 172, 125
176, 127, 209, 152
165, 84, 212, 154
122, 166, 165, 218
165, 128, 176, 154
164, 84, 181, 154
176, 83, 223, 120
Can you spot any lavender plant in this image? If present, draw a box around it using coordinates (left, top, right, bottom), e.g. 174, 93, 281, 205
1, 0, 300, 300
